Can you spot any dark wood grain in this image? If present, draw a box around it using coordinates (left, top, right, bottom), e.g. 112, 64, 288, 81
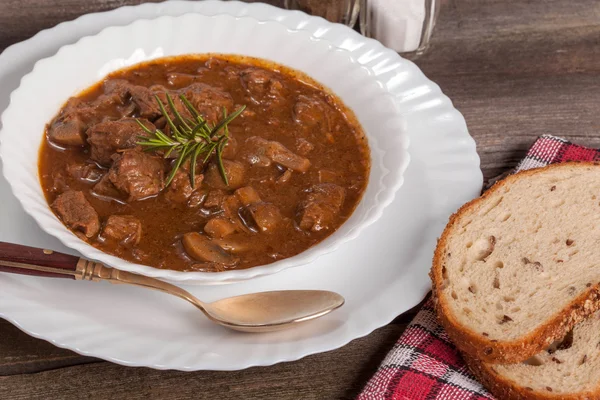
0, 0, 599, 398
0, 318, 405, 400
0, 319, 98, 377
0, 242, 79, 279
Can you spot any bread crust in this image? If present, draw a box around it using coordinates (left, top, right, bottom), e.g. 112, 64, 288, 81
430, 161, 600, 364
463, 352, 600, 400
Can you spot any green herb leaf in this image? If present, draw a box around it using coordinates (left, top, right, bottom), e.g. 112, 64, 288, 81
136, 94, 244, 188
211, 105, 246, 138
216, 137, 229, 186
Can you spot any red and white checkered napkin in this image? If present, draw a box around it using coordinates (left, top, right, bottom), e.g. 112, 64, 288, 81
357, 135, 600, 400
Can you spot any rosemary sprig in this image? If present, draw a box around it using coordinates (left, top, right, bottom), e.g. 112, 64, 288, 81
136, 93, 245, 188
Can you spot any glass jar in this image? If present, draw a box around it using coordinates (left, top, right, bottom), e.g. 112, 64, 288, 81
360, 0, 440, 57
283, 0, 360, 27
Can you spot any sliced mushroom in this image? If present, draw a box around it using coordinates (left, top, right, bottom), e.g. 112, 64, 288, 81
182, 232, 237, 265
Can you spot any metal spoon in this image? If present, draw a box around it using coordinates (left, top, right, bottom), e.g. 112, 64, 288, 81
0, 242, 344, 332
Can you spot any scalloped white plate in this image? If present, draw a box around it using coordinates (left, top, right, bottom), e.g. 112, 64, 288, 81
1, 13, 408, 284
0, 1, 482, 370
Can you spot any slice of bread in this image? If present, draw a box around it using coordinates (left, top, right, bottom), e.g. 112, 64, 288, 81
430, 162, 600, 364
464, 312, 600, 399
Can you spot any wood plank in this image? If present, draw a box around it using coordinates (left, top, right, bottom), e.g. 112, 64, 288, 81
412, 0, 600, 180
424, 73, 600, 180
0, 319, 98, 376
0, 324, 405, 400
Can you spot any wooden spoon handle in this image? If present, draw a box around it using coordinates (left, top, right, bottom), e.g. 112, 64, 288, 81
0, 242, 80, 279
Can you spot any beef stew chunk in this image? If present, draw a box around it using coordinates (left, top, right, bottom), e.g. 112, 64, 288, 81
297, 184, 346, 232
104, 80, 163, 120
164, 170, 204, 204
102, 215, 142, 246
240, 68, 285, 105
40, 55, 369, 272
181, 83, 235, 123
108, 149, 165, 201
92, 174, 126, 202
87, 118, 154, 166
204, 190, 226, 209
51, 190, 100, 238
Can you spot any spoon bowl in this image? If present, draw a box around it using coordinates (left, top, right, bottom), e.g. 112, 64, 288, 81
203, 290, 345, 332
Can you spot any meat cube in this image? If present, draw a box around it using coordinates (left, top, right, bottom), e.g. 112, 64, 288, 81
108, 149, 165, 201
204, 217, 237, 238
129, 85, 163, 120
103, 80, 164, 121
182, 232, 238, 265
152, 88, 194, 125
234, 186, 261, 206
164, 170, 204, 204
298, 201, 339, 232
51, 190, 100, 237
49, 81, 147, 148
96, 80, 138, 117
245, 137, 310, 173
67, 163, 103, 183
181, 83, 234, 123
297, 184, 346, 232
102, 215, 142, 246
205, 160, 246, 189
87, 118, 154, 166
204, 190, 226, 209
247, 202, 283, 233
102, 79, 133, 101
92, 174, 126, 203
47, 112, 86, 146
292, 95, 333, 131
240, 68, 285, 104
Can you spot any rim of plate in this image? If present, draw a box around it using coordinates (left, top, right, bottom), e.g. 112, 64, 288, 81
0, 11, 409, 284
0, 0, 483, 371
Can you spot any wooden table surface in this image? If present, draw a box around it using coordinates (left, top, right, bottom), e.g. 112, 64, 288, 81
1, 0, 599, 398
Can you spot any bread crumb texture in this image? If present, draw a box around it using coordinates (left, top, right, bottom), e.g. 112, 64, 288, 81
438, 164, 600, 341
475, 312, 600, 396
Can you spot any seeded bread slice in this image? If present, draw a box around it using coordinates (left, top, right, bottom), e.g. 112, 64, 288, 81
464, 313, 600, 399
430, 162, 600, 364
